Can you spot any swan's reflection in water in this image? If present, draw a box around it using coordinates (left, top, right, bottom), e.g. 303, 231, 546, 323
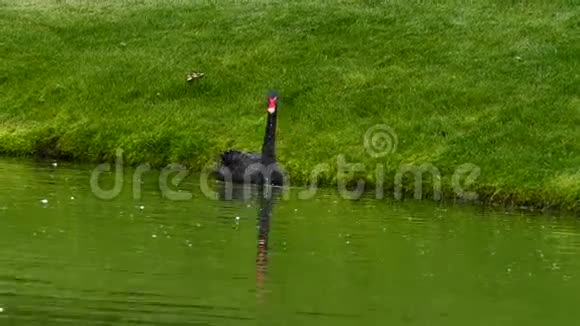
215, 182, 281, 304
256, 185, 280, 304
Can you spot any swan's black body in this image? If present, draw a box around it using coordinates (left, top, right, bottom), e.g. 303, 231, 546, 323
216, 92, 285, 186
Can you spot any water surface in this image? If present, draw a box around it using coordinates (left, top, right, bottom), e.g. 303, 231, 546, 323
0, 158, 579, 325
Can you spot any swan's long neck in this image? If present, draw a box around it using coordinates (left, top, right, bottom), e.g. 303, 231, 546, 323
261, 110, 277, 166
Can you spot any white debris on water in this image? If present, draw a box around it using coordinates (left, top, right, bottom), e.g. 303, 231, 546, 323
0, 307, 3, 312
40, 199, 48, 204
152, 234, 157, 238
563, 275, 572, 281
235, 216, 240, 221
139, 205, 145, 210
51, 162, 58, 167
70, 196, 75, 200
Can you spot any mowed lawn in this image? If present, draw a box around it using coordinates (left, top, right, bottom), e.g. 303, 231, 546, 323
0, 0, 578, 210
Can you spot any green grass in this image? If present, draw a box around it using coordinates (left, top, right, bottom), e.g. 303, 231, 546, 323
0, 0, 579, 211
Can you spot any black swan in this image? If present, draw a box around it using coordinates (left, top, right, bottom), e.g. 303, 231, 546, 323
216, 91, 285, 186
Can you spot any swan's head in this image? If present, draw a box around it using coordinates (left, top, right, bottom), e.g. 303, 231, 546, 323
267, 92, 278, 114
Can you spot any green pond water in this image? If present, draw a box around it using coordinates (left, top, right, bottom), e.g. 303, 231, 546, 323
0, 158, 579, 325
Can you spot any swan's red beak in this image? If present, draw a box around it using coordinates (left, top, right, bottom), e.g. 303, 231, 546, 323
267, 97, 277, 114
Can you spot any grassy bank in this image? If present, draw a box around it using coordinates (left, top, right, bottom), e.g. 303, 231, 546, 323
0, 0, 579, 211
